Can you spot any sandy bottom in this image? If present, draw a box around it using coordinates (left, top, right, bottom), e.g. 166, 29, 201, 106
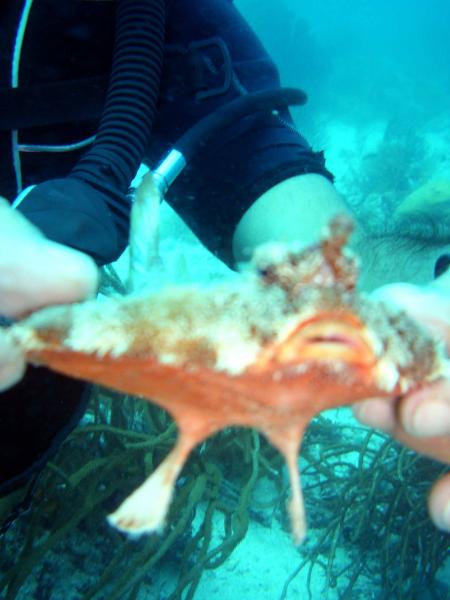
152, 505, 328, 600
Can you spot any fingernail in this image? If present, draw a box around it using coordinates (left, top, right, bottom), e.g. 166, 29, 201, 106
408, 401, 450, 437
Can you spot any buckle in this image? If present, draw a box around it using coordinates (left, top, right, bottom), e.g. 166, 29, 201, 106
187, 36, 233, 100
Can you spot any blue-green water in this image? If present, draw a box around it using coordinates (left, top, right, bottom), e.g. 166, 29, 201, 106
238, 0, 450, 289
239, 0, 450, 126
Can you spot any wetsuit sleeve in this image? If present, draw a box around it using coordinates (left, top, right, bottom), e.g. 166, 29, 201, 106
17, 177, 130, 266
145, 0, 333, 266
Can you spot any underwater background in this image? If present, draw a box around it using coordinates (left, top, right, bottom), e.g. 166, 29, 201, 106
239, 0, 450, 289
1, 0, 450, 598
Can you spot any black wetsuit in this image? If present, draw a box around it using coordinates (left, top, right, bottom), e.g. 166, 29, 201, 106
0, 0, 332, 497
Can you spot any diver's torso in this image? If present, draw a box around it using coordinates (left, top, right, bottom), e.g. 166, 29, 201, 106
0, 0, 225, 199
0, 0, 116, 199
0, 0, 115, 88
0, 0, 266, 201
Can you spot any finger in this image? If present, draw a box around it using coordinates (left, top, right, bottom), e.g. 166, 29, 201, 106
398, 381, 450, 438
353, 398, 396, 432
353, 397, 450, 464
390, 426, 450, 464
428, 473, 450, 533
0, 332, 25, 391
0, 238, 99, 318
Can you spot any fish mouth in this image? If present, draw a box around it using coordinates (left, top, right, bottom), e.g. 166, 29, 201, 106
272, 314, 377, 368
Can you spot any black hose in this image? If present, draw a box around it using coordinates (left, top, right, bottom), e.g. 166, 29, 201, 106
174, 87, 307, 162
71, 0, 165, 215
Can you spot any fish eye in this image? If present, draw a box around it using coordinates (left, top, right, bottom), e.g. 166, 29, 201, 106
434, 254, 450, 279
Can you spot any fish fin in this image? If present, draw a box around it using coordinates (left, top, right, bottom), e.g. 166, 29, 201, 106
286, 449, 307, 545
107, 434, 193, 535
264, 425, 307, 544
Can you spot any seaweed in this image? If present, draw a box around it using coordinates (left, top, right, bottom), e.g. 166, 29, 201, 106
1, 394, 447, 599
0, 387, 267, 599
279, 417, 449, 600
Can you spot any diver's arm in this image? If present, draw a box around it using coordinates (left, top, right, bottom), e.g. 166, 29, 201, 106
232, 173, 350, 263
8, 0, 164, 267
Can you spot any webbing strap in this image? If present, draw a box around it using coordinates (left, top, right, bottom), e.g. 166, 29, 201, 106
0, 76, 108, 131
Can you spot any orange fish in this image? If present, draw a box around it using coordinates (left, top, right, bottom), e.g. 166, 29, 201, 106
5, 216, 446, 543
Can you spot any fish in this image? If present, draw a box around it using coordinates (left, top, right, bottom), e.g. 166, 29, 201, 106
4, 215, 447, 544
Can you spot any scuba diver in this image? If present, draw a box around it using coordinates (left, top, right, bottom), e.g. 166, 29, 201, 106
0, 0, 449, 533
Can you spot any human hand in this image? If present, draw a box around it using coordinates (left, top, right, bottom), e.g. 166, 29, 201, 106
0, 198, 98, 391
353, 280, 450, 532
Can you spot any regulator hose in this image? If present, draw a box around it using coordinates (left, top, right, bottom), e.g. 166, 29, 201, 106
70, 0, 165, 222
153, 87, 308, 194
180, 87, 306, 160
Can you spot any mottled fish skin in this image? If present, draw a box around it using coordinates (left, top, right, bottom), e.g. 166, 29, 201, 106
4, 216, 447, 543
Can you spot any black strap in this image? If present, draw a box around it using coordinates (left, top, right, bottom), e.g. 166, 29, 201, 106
0, 75, 108, 131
